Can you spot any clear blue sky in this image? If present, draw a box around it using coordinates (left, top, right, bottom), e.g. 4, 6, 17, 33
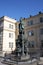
0, 0, 43, 20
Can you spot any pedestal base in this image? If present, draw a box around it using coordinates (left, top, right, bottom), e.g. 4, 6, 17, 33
21, 55, 30, 61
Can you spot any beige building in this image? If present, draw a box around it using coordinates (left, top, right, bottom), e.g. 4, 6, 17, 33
15, 22, 19, 39
16, 12, 43, 56
23, 12, 43, 56
0, 16, 17, 56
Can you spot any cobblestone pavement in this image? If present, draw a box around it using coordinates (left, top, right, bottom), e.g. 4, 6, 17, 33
0, 57, 43, 65
0, 58, 37, 65
0, 58, 6, 65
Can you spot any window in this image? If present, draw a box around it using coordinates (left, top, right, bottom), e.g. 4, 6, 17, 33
27, 20, 33, 26
28, 41, 35, 48
9, 24, 13, 29
0, 37, 1, 40
12, 25, 13, 29
9, 33, 13, 38
31, 41, 35, 47
28, 30, 34, 36
0, 21, 3, 26
9, 42, 13, 48
0, 32, 3, 35
0, 44, 2, 51
40, 28, 43, 34
9, 24, 11, 28
41, 40, 43, 48
40, 17, 43, 23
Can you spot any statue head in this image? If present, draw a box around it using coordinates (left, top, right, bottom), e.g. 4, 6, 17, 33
20, 17, 22, 23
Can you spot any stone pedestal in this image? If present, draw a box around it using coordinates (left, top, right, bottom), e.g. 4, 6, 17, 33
21, 55, 30, 61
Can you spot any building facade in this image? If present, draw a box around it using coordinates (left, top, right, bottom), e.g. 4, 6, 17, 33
0, 16, 17, 56
16, 12, 43, 56
22, 12, 43, 56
